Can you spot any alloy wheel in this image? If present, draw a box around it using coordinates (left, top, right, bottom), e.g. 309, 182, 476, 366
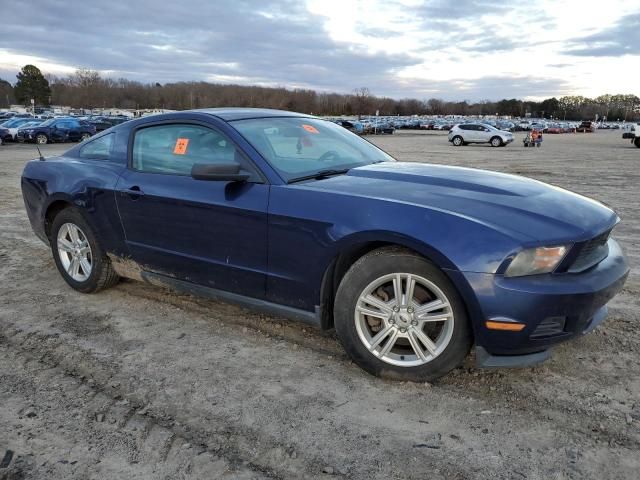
36, 134, 47, 144
57, 223, 93, 282
354, 273, 454, 367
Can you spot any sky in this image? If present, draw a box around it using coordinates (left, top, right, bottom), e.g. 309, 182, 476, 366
1, 0, 639, 101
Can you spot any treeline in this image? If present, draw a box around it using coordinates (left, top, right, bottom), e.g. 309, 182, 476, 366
2, 66, 639, 121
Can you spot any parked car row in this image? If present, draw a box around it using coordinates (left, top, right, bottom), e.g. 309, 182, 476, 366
17, 118, 96, 144
0, 114, 131, 145
328, 115, 636, 136
329, 118, 396, 135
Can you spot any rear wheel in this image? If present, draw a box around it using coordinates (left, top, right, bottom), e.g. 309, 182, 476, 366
490, 136, 502, 147
334, 247, 472, 381
50, 208, 119, 293
452, 136, 463, 146
634, 137, 640, 148
36, 133, 48, 145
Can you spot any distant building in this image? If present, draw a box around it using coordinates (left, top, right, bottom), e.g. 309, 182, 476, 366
134, 108, 177, 117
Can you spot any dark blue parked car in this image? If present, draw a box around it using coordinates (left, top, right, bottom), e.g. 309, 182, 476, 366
0, 126, 10, 144
18, 117, 96, 144
20, 109, 629, 380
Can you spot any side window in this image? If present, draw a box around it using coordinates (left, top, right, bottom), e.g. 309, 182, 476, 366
79, 133, 113, 160
132, 123, 256, 178
459, 125, 470, 131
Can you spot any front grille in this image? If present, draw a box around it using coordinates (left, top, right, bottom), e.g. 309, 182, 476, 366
568, 229, 611, 273
530, 316, 566, 339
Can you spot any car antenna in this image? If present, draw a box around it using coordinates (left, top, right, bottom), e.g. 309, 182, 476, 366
35, 144, 45, 161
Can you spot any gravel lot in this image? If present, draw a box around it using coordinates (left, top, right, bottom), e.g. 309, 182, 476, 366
1, 130, 638, 479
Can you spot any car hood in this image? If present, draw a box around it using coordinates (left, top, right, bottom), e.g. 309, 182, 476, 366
296, 162, 617, 243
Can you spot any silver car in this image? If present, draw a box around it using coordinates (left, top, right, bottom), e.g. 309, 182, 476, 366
448, 123, 514, 147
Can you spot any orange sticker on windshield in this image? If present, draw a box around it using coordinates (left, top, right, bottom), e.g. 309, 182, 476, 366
302, 124, 319, 134
173, 138, 189, 155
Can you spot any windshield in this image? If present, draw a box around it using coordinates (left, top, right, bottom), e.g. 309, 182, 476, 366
232, 117, 395, 182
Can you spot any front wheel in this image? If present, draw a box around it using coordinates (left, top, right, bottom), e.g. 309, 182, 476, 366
50, 208, 119, 293
451, 136, 463, 146
490, 136, 502, 147
80, 133, 91, 141
634, 137, 640, 148
334, 247, 472, 381
36, 133, 48, 145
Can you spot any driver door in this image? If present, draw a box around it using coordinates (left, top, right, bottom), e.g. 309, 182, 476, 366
115, 121, 269, 298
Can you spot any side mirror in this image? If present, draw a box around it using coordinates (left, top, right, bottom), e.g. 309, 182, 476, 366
191, 162, 250, 182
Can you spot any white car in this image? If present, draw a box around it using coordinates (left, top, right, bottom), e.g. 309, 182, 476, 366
0, 117, 39, 141
448, 123, 514, 147
9, 121, 42, 140
632, 124, 640, 148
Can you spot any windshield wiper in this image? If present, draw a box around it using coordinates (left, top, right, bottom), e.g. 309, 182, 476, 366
287, 168, 351, 184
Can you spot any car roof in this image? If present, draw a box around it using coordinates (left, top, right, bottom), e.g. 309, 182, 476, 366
193, 108, 312, 121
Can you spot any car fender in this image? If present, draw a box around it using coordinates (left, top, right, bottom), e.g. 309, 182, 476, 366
330, 229, 456, 271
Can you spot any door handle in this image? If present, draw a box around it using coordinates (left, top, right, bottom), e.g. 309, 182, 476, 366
122, 185, 144, 199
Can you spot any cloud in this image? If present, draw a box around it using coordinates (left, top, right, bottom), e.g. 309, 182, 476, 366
0, 0, 635, 101
415, 0, 511, 21
563, 12, 640, 57
0, 0, 419, 92
390, 74, 573, 101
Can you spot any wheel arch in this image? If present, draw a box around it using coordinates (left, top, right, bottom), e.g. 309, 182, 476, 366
44, 198, 75, 239
318, 231, 462, 330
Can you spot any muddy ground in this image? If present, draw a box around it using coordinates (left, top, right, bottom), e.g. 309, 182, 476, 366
1, 130, 638, 479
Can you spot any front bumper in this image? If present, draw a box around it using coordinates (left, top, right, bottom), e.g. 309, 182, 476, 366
451, 238, 629, 361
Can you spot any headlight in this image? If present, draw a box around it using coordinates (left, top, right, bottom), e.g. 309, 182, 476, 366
504, 245, 569, 277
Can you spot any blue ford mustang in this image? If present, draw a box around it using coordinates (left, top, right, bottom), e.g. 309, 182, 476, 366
20, 108, 629, 380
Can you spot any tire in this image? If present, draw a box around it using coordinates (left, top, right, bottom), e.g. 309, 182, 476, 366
634, 137, 640, 148
334, 247, 472, 381
80, 133, 91, 141
452, 136, 463, 146
50, 208, 119, 293
36, 133, 48, 145
490, 136, 502, 147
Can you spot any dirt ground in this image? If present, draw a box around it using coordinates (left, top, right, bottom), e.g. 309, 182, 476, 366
1, 130, 638, 479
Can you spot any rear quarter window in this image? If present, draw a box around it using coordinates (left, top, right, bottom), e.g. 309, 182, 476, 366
79, 133, 114, 160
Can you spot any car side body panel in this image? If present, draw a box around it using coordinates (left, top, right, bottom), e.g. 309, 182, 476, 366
21, 157, 128, 255
266, 183, 522, 312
